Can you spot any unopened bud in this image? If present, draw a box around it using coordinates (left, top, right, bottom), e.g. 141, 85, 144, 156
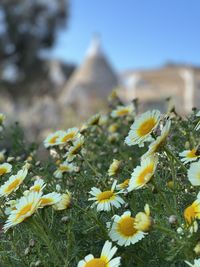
61, 216, 69, 223
168, 215, 177, 225
194, 242, 200, 255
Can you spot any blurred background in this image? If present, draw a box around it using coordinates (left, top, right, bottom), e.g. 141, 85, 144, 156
0, 0, 200, 140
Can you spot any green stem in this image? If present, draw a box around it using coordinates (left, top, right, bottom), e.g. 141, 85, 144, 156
164, 146, 187, 172
74, 203, 108, 238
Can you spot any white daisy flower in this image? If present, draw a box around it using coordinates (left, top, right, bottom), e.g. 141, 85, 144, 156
64, 136, 84, 162
77, 240, 121, 267
3, 191, 42, 231
30, 178, 46, 192
88, 180, 125, 212
56, 128, 79, 145
0, 163, 12, 176
108, 211, 146, 246
53, 191, 72, 211
184, 199, 200, 225
111, 104, 135, 118
39, 192, 61, 208
54, 161, 78, 178
125, 110, 161, 146
188, 161, 200, 186
179, 148, 200, 164
128, 156, 158, 192
142, 120, 171, 159
185, 258, 200, 267
43, 131, 65, 148
0, 168, 28, 197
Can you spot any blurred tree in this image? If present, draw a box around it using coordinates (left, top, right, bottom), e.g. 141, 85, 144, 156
0, 0, 69, 83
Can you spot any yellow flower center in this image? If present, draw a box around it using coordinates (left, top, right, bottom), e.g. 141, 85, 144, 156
49, 136, 58, 144
85, 258, 106, 267
31, 185, 41, 192
137, 118, 156, 137
118, 216, 137, 236
0, 167, 7, 175
16, 203, 33, 219
40, 197, 53, 206
97, 190, 114, 201
117, 109, 129, 116
61, 133, 75, 143
59, 165, 70, 172
187, 149, 197, 158
120, 179, 130, 188
137, 164, 154, 185
5, 179, 20, 193
184, 205, 196, 224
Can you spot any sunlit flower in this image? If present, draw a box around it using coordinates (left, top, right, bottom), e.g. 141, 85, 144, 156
108, 211, 146, 246
142, 120, 171, 159
77, 240, 121, 267
54, 161, 78, 178
111, 104, 134, 118
30, 178, 46, 192
0, 168, 28, 197
64, 136, 84, 161
88, 181, 125, 212
125, 110, 161, 146
134, 204, 152, 232
0, 163, 12, 176
128, 156, 158, 191
185, 258, 200, 267
179, 148, 200, 164
44, 131, 64, 148
108, 159, 121, 176
188, 161, 200, 186
53, 191, 72, 211
57, 128, 79, 145
184, 199, 200, 225
3, 191, 42, 231
116, 178, 130, 191
39, 192, 61, 208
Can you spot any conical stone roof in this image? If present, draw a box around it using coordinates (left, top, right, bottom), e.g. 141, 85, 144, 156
60, 36, 119, 104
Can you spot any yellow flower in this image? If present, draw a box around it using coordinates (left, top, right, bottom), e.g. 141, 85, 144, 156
128, 156, 158, 191
39, 192, 61, 208
108, 159, 121, 176
108, 123, 119, 133
188, 161, 200, 186
184, 199, 200, 225
54, 161, 78, 178
135, 204, 152, 232
53, 191, 72, 211
77, 240, 121, 267
116, 178, 130, 190
179, 148, 200, 164
30, 178, 46, 192
43, 131, 64, 148
108, 211, 146, 246
142, 120, 171, 159
3, 191, 42, 231
0, 163, 12, 176
57, 128, 79, 145
88, 181, 125, 212
125, 110, 161, 146
0, 168, 28, 197
64, 135, 84, 162
111, 104, 134, 118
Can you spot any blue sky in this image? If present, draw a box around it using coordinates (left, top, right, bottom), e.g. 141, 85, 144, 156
51, 0, 200, 71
